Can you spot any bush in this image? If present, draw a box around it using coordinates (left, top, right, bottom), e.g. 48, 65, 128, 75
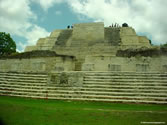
0, 32, 16, 56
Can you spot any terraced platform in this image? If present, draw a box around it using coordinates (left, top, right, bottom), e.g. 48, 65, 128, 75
0, 72, 167, 104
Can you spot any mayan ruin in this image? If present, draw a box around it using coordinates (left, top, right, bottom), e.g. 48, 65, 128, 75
0, 22, 167, 104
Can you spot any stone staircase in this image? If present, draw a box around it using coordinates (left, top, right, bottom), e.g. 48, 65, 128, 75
0, 72, 48, 98
0, 72, 167, 104
81, 72, 167, 104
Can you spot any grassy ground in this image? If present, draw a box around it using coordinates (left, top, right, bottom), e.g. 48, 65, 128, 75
0, 96, 167, 125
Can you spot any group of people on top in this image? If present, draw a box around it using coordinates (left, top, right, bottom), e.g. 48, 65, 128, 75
67, 25, 73, 29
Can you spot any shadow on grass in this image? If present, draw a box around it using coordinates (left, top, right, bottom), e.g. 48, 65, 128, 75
0, 118, 6, 125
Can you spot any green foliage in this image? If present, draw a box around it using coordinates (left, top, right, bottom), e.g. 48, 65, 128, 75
161, 43, 167, 48
160, 43, 167, 52
0, 32, 16, 56
122, 23, 128, 27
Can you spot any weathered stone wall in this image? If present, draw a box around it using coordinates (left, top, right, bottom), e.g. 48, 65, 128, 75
82, 55, 167, 72
55, 29, 73, 46
67, 22, 104, 47
104, 27, 121, 46
48, 71, 84, 87
120, 27, 150, 47
25, 30, 62, 52
0, 57, 75, 73
23, 22, 153, 72
25, 22, 151, 60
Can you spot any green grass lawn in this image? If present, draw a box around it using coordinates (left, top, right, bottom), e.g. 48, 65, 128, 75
0, 96, 167, 125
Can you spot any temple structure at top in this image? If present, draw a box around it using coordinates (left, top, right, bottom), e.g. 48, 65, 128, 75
0, 22, 167, 73
25, 22, 151, 55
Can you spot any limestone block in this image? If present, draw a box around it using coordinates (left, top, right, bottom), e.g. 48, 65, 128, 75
82, 64, 95, 71
82, 55, 167, 72
54, 66, 64, 71
54, 62, 64, 71
50, 30, 62, 37
35, 37, 57, 50
120, 27, 136, 36
0, 56, 74, 73
67, 72, 84, 86
55, 29, 73, 46
0, 60, 5, 71
24, 46, 38, 52
121, 36, 139, 45
44, 37, 56, 46
48, 72, 84, 87
48, 73, 61, 85
36, 38, 46, 46
11, 62, 22, 71
69, 22, 104, 46
139, 36, 150, 46
39, 46, 52, 50
162, 65, 167, 72
108, 64, 121, 71
31, 62, 46, 71
104, 28, 121, 45
136, 64, 149, 72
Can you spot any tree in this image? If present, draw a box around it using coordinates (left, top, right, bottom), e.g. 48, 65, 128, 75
0, 32, 16, 56
122, 23, 129, 27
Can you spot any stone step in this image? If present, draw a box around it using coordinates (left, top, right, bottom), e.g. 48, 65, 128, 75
80, 87, 167, 93
0, 87, 166, 99
0, 78, 47, 83
84, 72, 167, 77
83, 81, 167, 86
1, 93, 166, 104
0, 76, 47, 80
84, 76, 167, 80
0, 71, 167, 104
0, 93, 46, 99
83, 78, 167, 83
1, 84, 166, 94
45, 96, 167, 104
0, 83, 46, 88
46, 93, 167, 102
47, 86, 167, 93
0, 91, 46, 98
83, 84, 167, 90
46, 90, 167, 97
0, 84, 47, 89
1, 89, 167, 102
0, 72, 47, 77
0, 88, 47, 93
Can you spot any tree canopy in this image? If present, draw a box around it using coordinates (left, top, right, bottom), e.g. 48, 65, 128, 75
0, 32, 16, 56
122, 23, 129, 27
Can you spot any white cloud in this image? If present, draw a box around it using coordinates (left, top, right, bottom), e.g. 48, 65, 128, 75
16, 25, 49, 52
0, 0, 35, 36
25, 25, 50, 45
0, 0, 49, 51
67, 0, 167, 44
17, 42, 27, 52
1, 0, 166, 53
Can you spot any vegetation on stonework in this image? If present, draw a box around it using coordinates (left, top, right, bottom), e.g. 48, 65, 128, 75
0, 96, 167, 125
0, 32, 16, 56
161, 43, 167, 47
116, 46, 167, 57
0, 50, 74, 59
160, 43, 167, 51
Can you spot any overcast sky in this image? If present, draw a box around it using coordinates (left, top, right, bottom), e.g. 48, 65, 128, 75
0, 0, 167, 52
